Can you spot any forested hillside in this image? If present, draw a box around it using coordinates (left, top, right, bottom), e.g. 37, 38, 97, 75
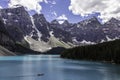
61, 39, 120, 64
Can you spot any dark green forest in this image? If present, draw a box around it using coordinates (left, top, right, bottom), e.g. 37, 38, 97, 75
61, 39, 120, 64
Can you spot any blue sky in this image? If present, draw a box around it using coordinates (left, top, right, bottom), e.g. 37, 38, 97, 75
0, 0, 100, 23
0, 0, 119, 23
40, 0, 100, 23
41, 0, 84, 23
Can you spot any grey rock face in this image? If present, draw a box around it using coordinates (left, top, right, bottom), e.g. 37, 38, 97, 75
58, 17, 120, 43
0, 6, 38, 41
73, 17, 104, 43
0, 45, 15, 56
53, 17, 105, 43
33, 14, 50, 42
102, 18, 120, 39
33, 14, 73, 43
0, 18, 15, 51
50, 20, 73, 43
0, 15, 41, 55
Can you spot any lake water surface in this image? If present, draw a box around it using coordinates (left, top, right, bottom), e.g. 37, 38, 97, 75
0, 55, 120, 80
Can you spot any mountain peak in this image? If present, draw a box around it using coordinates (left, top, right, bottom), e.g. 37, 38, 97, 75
108, 17, 120, 23
85, 16, 99, 23
63, 20, 69, 24
0, 6, 25, 11
33, 13, 44, 17
78, 16, 101, 27
80, 16, 99, 23
61, 20, 70, 26
90, 16, 98, 20
51, 19, 59, 24
104, 17, 120, 28
0, 6, 28, 18
33, 13, 47, 22
12, 5, 25, 9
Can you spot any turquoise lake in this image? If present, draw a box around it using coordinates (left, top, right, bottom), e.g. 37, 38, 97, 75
0, 55, 120, 80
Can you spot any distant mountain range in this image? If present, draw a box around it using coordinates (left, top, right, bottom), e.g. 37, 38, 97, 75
0, 6, 120, 55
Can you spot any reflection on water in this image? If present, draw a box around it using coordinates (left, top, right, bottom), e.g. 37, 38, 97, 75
0, 55, 120, 80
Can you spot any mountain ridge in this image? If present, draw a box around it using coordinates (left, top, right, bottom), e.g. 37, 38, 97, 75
0, 6, 120, 55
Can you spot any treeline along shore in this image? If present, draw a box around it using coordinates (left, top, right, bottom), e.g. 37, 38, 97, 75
61, 39, 120, 64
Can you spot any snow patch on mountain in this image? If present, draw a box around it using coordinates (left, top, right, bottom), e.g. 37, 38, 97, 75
72, 37, 79, 44
2, 18, 7, 24
24, 36, 32, 44
106, 36, 112, 41
49, 31, 54, 37
77, 24, 81, 28
7, 13, 12, 16
106, 36, 119, 42
80, 40, 95, 44
100, 39, 105, 43
30, 16, 42, 41
14, 20, 18, 22
56, 19, 65, 24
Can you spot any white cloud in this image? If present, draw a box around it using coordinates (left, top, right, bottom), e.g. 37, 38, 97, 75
44, 0, 48, 4
69, 0, 120, 22
52, 11, 57, 17
57, 14, 68, 24
0, 6, 2, 9
57, 14, 68, 20
8, 0, 44, 14
48, 0, 56, 5
51, 1, 56, 4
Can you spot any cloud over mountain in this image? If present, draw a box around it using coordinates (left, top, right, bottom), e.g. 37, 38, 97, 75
69, 0, 120, 22
57, 14, 68, 24
8, 0, 44, 13
0, 6, 2, 9
57, 14, 68, 20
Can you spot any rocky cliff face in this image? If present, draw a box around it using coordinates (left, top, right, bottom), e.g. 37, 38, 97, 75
0, 17, 15, 51
33, 14, 50, 42
58, 17, 120, 44
50, 20, 73, 43
0, 7, 73, 53
69, 17, 105, 43
0, 15, 40, 55
102, 18, 120, 39
32, 14, 73, 43
0, 45, 15, 56
0, 6, 38, 41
